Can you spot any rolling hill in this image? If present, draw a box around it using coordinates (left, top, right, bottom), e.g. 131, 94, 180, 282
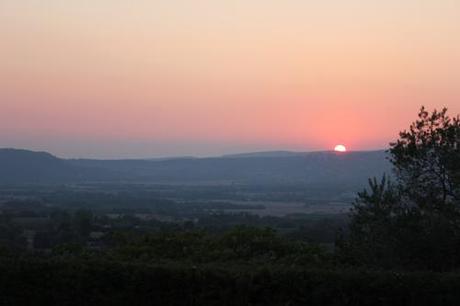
0, 148, 392, 187
0, 149, 78, 183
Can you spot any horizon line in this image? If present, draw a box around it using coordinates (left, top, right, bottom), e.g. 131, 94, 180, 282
0, 147, 388, 161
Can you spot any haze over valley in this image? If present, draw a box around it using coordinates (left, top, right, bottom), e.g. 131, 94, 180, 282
0, 148, 391, 217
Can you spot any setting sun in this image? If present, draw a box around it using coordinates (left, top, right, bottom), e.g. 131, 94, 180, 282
334, 145, 347, 152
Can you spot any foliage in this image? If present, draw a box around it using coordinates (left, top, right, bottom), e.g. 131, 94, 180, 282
390, 107, 460, 205
0, 214, 25, 251
3, 257, 460, 306
339, 107, 460, 270
108, 226, 329, 267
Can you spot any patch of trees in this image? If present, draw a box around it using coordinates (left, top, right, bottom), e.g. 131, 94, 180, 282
108, 226, 328, 267
339, 107, 460, 270
2, 258, 460, 306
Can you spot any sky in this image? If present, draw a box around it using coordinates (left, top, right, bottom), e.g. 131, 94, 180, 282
1, 0, 459, 158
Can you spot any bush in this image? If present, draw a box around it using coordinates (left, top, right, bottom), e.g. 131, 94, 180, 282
2, 258, 460, 306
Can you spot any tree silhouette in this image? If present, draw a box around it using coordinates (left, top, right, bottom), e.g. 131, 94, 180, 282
390, 107, 460, 207
339, 106, 460, 270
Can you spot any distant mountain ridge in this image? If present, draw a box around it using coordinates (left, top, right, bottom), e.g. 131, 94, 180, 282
0, 148, 392, 186
222, 151, 306, 158
0, 148, 77, 183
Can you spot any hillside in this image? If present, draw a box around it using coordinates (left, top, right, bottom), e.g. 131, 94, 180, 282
0, 149, 78, 183
0, 148, 392, 187
0, 149, 116, 183
69, 150, 392, 187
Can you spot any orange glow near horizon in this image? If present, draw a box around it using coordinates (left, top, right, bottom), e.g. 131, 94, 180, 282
334, 145, 347, 152
1, 1, 460, 158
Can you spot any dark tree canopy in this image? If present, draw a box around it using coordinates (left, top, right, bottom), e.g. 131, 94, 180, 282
390, 107, 460, 207
340, 106, 460, 270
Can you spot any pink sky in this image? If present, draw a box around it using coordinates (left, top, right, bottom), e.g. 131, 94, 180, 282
1, 1, 459, 158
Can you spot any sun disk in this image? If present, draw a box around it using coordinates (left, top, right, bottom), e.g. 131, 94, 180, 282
334, 145, 347, 152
